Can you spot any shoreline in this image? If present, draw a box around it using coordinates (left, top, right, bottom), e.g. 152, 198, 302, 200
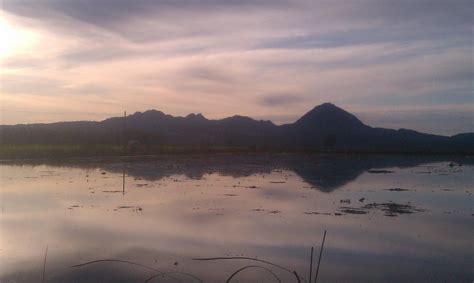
1, 145, 472, 163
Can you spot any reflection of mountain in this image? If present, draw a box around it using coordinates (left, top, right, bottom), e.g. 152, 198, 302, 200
6, 154, 472, 192
281, 155, 466, 191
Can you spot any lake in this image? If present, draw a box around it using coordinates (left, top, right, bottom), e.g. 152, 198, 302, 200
1, 154, 473, 282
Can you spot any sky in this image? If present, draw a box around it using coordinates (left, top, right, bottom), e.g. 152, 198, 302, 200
0, 0, 472, 135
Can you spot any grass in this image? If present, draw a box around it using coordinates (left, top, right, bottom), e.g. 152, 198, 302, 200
0, 144, 122, 159
0, 144, 259, 159
42, 245, 48, 283
1, 143, 471, 160
71, 259, 183, 282
68, 231, 328, 282
225, 265, 281, 283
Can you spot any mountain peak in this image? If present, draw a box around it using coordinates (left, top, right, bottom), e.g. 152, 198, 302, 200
316, 102, 337, 109
134, 109, 165, 116
185, 113, 207, 121
294, 103, 365, 130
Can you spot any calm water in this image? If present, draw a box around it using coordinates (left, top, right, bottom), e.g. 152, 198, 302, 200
1, 154, 473, 283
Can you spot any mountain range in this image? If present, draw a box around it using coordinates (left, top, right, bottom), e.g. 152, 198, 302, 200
1, 103, 473, 153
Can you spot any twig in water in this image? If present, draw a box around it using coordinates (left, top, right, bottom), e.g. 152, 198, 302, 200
192, 256, 306, 283
71, 259, 180, 282
314, 230, 327, 283
42, 245, 48, 283
225, 265, 281, 283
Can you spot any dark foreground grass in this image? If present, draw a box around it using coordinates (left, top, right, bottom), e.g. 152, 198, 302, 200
69, 231, 328, 282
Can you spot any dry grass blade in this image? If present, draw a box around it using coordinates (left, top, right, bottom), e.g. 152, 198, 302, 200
42, 245, 48, 283
294, 270, 302, 283
309, 246, 314, 282
192, 256, 307, 283
225, 265, 281, 283
70, 259, 180, 282
314, 230, 327, 283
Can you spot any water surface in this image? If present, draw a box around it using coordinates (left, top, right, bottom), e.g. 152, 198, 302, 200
1, 154, 473, 282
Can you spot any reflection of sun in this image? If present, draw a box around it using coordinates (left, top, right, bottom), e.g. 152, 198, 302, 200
0, 16, 38, 59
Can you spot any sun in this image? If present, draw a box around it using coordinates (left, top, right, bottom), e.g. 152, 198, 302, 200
0, 15, 39, 59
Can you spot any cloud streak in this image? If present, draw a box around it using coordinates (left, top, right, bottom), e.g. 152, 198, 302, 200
0, 0, 472, 135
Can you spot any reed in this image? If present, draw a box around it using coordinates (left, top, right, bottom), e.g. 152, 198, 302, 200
68, 232, 329, 282
309, 246, 314, 282
42, 245, 48, 283
192, 256, 306, 283
314, 230, 327, 283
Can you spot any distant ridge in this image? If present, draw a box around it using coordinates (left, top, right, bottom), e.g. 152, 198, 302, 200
1, 103, 472, 153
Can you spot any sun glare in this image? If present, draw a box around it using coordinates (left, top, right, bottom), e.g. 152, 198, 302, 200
0, 16, 38, 59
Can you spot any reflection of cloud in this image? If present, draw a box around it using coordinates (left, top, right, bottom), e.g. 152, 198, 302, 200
1, 157, 473, 282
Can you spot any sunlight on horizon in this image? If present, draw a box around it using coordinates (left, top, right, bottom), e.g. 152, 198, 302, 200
0, 16, 39, 59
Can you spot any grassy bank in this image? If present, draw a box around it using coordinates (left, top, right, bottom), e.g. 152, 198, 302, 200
1, 144, 471, 160
0, 144, 259, 159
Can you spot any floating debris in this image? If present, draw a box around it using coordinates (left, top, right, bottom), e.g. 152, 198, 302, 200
337, 202, 425, 217
363, 202, 425, 216
339, 208, 368, 215
304, 212, 331, 216
367, 170, 394, 174
448, 162, 462, 167
387, 188, 410, 192
114, 206, 143, 212
68, 205, 82, 210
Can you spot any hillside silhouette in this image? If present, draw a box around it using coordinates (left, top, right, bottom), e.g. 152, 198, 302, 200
1, 103, 472, 153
